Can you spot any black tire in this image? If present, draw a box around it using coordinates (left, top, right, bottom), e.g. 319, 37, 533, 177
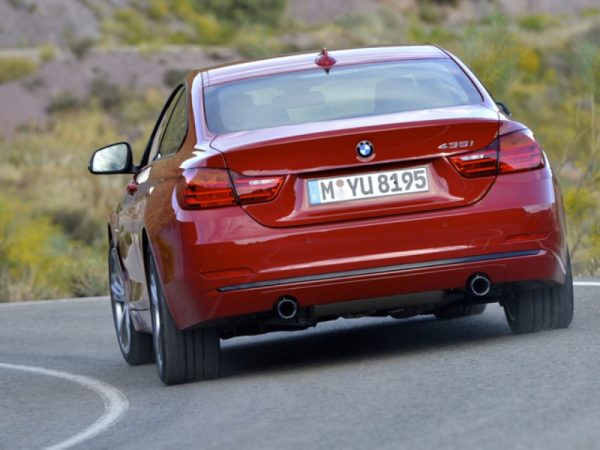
503, 255, 574, 334
434, 303, 487, 320
146, 247, 220, 385
109, 247, 154, 365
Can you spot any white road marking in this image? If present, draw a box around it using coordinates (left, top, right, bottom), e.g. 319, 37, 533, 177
0, 363, 128, 450
573, 281, 600, 287
0, 297, 108, 307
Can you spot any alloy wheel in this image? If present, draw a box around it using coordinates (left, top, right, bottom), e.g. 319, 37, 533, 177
148, 257, 164, 373
110, 247, 131, 354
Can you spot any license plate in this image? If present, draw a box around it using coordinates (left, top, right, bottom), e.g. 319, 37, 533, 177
307, 166, 429, 205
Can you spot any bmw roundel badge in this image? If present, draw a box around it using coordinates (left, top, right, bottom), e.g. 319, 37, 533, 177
356, 140, 374, 159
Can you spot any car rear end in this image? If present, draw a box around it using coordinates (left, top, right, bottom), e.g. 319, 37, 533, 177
157, 47, 568, 333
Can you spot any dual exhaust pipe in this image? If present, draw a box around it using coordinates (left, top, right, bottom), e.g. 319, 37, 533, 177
274, 274, 490, 319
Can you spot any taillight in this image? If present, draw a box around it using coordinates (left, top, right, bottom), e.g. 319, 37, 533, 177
178, 168, 284, 209
449, 129, 544, 178
449, 140, 498, 178
498, 129, 545, 174
178, 168, 237, 209
230, 173, 284, 204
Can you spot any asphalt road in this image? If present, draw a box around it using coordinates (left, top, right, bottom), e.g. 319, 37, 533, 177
1, 284, 599, 450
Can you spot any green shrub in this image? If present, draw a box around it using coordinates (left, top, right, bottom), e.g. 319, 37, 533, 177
47, 92, 83, 114
0, 194, 71, 301
67, 246, 107, 297
0, 57, 37, 84
64, 28, 95, 60
518, 13, 560, 32
89, 78, 125, 111
104, 7, 152, 45
581, 8, 600, 17
39, 43, 57, 63
103, 2, 230, 46
47, 208, 102, 244
190, 0, 286, 26
147, 0, 170, 21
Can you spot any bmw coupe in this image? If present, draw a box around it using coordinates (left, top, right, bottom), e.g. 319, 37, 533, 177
89, 46, 573, 385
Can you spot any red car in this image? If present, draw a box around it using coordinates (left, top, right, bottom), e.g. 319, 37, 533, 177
89, 46, 573, 385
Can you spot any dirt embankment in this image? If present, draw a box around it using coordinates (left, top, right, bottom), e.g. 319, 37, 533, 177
0, 0, 596, 134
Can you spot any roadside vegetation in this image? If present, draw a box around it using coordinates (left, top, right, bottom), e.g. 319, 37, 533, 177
0, 56, 37, 84
1, 0, 599, 300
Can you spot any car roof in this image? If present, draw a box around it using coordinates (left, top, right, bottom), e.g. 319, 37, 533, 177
203, 45, 448, 86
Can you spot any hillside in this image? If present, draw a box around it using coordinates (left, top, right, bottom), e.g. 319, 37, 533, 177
0, 0, 597, 48
0, 0, 599, 300
0, 0, 598, 132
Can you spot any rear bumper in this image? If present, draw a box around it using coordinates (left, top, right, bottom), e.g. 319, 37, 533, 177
217, 250, 541, 292
153, 167, 567, 329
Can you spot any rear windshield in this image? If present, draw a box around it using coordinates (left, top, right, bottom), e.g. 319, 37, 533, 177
204, 59, 482, 134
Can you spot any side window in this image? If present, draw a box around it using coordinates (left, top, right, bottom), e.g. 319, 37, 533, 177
158, 90, 187, 158
146, 86, 185, 163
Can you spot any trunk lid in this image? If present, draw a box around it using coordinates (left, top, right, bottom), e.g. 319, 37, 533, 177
210, 105, 500, 227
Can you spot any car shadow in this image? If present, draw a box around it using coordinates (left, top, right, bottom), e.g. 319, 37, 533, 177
218, 311, 513, 379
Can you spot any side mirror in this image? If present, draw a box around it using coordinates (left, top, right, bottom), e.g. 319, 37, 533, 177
88, 142, 133, 174
496, 101, 512, 117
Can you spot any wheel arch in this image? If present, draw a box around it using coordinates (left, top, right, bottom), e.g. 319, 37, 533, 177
142, 227, 184, 331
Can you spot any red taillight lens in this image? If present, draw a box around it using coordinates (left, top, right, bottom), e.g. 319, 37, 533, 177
178, 168, 237, 209
498, 129, 545, 174
231, 173, 284, 204
449, 140, 498, 178
449, 129, 544, 178
178, 168, 285, 209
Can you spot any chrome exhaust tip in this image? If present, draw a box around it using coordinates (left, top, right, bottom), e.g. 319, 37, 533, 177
469, 274, 491, 297
276, 296, 298, 320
